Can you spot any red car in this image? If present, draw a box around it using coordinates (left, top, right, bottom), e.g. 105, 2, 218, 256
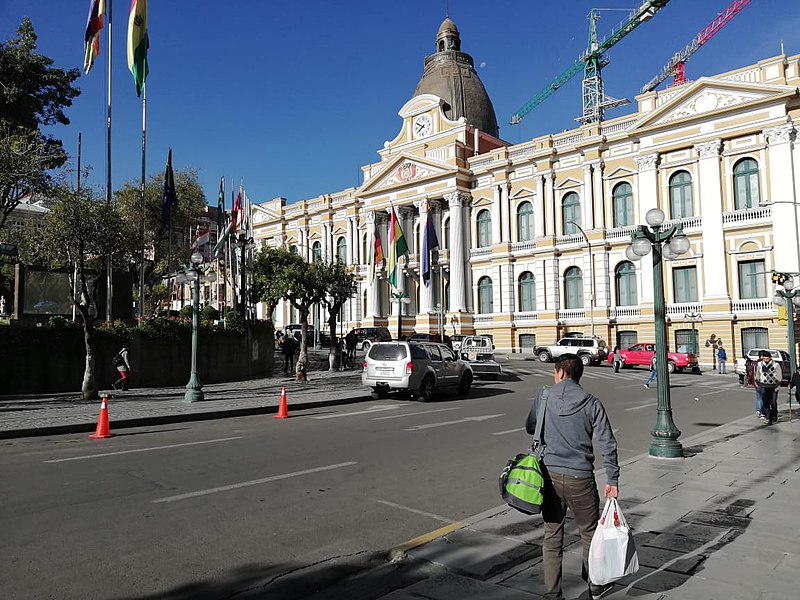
607, 343, 698, 373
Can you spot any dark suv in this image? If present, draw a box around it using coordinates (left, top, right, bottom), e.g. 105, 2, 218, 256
350, 327, 392, 351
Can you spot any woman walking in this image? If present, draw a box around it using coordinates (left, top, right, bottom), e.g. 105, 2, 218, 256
112, 345, 132, 391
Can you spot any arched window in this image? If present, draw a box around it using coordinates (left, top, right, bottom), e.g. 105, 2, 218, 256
517, 201, 533, 241
444, 282, 450, 311
478, 276, 493, 313
733, 158, 760, 210
336, 236, 347, 262
669, 171, 693, 218
562, 192, 580, 234
312, 241, 322, 263
362, 233, 368, 264
289, 245, 298, 254
564, 266, 584, 309
477, 209, 492, 248
518, 271, 536, 311
443, 218, 450, 250
615, 261, 637, 306
612, 183, 633, 227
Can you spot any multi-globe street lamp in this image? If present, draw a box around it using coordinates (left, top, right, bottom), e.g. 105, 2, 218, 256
625, 208, 691, 458
684, 310, 702, 355
175, 251, 217, 402
772, 276, 800, 384
567, 221, 596, 338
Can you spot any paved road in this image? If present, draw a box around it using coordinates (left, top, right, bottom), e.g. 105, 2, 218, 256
0, 363, 758, 599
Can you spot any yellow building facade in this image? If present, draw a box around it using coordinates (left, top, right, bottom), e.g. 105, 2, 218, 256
253, 19, 800, 367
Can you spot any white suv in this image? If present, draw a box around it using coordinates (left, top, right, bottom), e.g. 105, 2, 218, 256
362, 341, 473, 402
535, 337, 607, 366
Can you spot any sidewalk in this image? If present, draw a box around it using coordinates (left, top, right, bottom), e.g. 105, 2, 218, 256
291, 411, 800, 600
0, 364, 367, 439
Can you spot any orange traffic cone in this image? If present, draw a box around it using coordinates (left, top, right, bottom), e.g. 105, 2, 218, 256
89, 395, 114, 438
273, 386, 289, 419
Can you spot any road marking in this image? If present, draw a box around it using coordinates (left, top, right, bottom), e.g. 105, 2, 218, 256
312, 405, 403, 419
44, 437, 243, 463
492, 427, 526, 436
372, 407, 461, 420
625, 401, 659, 411
394, 521, 465, 552
152, 461, 357, 504
375, 499, 455, 523
403, 414, 504, 431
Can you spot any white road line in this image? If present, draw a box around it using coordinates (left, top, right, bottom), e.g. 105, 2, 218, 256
152, 461, 357, 504
625, 401, 659, 411
44, 437, 243, 464
372, 407, 462, 420
404, 414, 504, 431
375, 499, 455, 523
312, 405, 403, 419
492, 427, 526, 436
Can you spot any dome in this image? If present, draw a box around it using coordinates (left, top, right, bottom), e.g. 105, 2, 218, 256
413, 18, 499, 138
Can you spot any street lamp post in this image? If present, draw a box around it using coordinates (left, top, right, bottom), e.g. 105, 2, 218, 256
773, 276, 800, 384
176, 251, 217, 403
567, 221, 595, 338
684, 310, 701, 355
626, 208, 691, 458
391, 291, 411, 340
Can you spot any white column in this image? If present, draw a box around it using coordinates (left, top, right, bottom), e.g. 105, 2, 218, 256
766, 124, 800, 273
535, 174, 545, 238
415, 200, 433, 314
634, 153, 659, 304
505, 260, 516, 313
695, 140, 729, 301
534, 259, 546, 311
491, 184, 502, 244
547, 257, 561, 310
446, 191, 468, 311
346, 217, 354, 264
593, 161, 605, 230
300, 228, 309, 261
583, 164, 595, 230
544, 172, 555, 237
502, 182, 512, 243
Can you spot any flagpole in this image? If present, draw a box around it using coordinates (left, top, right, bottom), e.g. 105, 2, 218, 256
105, 0, 114, 322
138, 84, 146, 318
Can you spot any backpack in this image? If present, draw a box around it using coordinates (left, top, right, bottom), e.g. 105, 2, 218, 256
499, 388, 549, 515
112, 353, 125, 367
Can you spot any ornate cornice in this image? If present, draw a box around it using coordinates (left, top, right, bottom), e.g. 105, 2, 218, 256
694, 140, 722, 159
764, 123, 796, 145
634, 153, 659, 172
445, 191, 470, 208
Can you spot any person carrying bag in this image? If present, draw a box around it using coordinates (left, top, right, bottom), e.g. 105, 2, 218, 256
588, 497, 640, 586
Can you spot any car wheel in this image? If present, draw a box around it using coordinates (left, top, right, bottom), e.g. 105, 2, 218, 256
371, 387, 389, 400
458, 372, 473, 396
667, 361, 676, 374
675, 366, 684, 373
579, 354, 592, 367
418, 376, 435, 402
537, 351, 551, 363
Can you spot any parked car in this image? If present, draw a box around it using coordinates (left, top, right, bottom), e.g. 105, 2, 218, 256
459, 335, 502, 380
350, 327, 392, 351
283, 324, 318, 346
734, 348, 791, 385
362, 341, 473, 401
535, 336, 607, 366
607, 343, 698, 373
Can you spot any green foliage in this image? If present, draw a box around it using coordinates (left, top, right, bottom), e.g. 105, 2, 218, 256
47, 314, 80, 329
179, 304, 193, 319
251, 246, 295, 320
224, 311, 245, 333
136, 316, 191, 339
201, 304, 220, 322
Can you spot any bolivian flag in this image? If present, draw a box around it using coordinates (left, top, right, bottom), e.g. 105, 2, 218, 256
387, 207, 409, 289
127, 0, 149, 96
368, 219, 385, 282
83, 0, 106, 75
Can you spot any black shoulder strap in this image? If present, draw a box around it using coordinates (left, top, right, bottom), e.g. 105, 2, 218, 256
533, 386, 549, 448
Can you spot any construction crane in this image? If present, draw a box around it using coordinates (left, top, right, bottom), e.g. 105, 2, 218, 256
641, 0, 752, 93
510, 0, 671, 126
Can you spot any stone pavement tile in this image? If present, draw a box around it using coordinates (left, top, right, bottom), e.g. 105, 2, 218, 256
407, 528, 532, 580
644, 532, 710, 555
623, 513, 684, 534
469, 508, 544, 545
670, 522, 732, 542
678, 509, 751, 529
731, 529, 800, 553
615, 564, 690, 594
659, 575, 771, 600
695, 556, 796, 592
392, 572, 542, 599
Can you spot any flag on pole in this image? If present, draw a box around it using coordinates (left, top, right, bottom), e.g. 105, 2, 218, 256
421, 202, 440, 288
191, 226, 210, 250
216, 177, 225, 235
127, 0, 149, 96
368, 219, 385, 282
83, 0, 106, 74
161, 149, 176, 228
387, 207, 409, 289
212, 187, 241, 257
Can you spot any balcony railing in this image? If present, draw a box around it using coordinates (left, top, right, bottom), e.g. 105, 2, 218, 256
513, 311, 538, 323
662, 216, 702, 230
511, 240, 536, 252
558, 308, 586, 320
470, 247, 492, 258
732, 298, 774, 312
610, 306, 641, 318
666, 302, 702, 317
605, 225, 637, 241
723, 205, 771, 224
474, 314, 494, 324
555, 233, 584, 246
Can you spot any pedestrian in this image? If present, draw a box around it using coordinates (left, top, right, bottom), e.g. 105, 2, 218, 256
112, 344, 131, 391
525, 354, 619, 600
717, 345, 727, 374
345, 330, 357, 368
282, 333, 296, 375
755, 350, 782, 424
790, 366, 800, 409
643, 364, 657, 389
612, 345, 621, 373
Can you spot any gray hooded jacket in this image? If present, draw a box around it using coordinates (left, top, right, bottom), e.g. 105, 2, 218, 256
525, 379, 619, 485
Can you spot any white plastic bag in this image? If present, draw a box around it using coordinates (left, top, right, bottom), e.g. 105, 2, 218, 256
588, 498, 639, 585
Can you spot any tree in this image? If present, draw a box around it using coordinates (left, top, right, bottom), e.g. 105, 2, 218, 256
317, 261, 357, 371
115, 168, 207, 314
0, 18, 80, 230
32, 185, 134, 400
251, 246, 295, 325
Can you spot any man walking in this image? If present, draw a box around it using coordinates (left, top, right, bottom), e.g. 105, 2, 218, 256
717, 344, 727, 374
525, 354, 620, 600
282, 333, 296, 375
755, 350, 782, 424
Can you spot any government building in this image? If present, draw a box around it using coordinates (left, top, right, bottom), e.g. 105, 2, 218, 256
252, 17, 800, 366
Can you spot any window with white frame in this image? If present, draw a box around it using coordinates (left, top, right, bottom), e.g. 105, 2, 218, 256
615, 261, 637, 306
517, 201, 533, 241
562, 192, 580, 234
477, 209, 491, 248
478, 276, 493, 313
669, 171, 693, 219
672, 266, 698, 303
518, 271, 535, 311
312, 241, 322, 263
733, 158, 761, 210
738, 259, 766, 299
564, 266, 583, 309
612, 182, 633, 227
336, 236, 347, 262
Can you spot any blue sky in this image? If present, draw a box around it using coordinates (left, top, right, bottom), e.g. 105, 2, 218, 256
2, 0, 799, 206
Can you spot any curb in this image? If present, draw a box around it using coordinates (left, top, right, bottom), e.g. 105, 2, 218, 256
0, 392, 371, 440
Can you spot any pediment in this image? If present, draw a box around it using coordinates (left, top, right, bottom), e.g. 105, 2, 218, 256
553, 177, 582, 191
632, 78, 798, 132
604, 166, 637, 180
510, 187, 535, 200
357, 153, 455, 196
470, 195, 492, 208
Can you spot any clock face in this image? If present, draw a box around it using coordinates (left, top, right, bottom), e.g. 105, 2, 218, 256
413, 114, 432, 138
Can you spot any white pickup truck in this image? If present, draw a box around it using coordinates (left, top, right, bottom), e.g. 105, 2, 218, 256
459, 335, 502, 380
734, 348, 791, 385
